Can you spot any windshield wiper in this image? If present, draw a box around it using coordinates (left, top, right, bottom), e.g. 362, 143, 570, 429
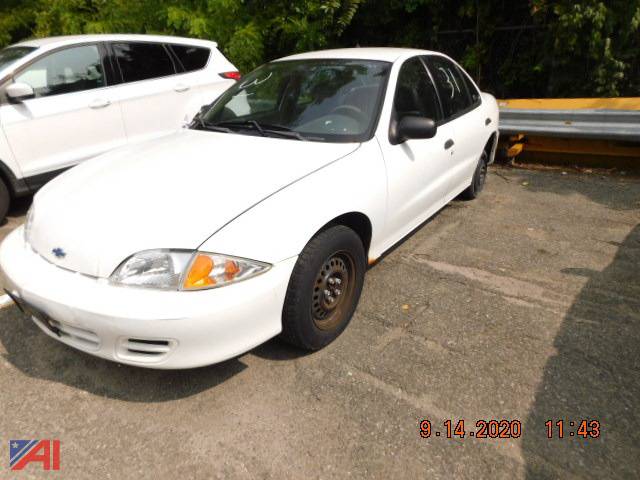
214, 120, 266, 136
186, 110, 233, 134
262, 129, 307, 141
213, 120, 310, 141
196, 121, 233, 134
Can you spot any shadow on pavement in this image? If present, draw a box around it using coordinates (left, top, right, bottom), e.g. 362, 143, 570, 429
251, 337, 308, 361
523, 224, 640, 478
0, 308, 246, 402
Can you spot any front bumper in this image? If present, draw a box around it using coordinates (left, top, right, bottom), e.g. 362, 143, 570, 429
0, 227, 296, 369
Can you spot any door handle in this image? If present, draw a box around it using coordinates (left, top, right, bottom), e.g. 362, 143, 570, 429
89, 99, 110, 109
444, 139, 455, 150
485, 118, 492, 126
174, 84, 190, 93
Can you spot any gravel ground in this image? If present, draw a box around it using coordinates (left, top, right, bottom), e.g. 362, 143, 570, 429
0, 166, 638, 479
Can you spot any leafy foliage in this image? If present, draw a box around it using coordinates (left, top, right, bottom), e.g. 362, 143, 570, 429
531, 0, 640, 96
0, 0, 637, 97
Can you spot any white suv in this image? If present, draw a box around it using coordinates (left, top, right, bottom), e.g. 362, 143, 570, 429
0, 34, 240, 220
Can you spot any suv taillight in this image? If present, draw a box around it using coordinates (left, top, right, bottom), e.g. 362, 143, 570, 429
219, 71, 241, 81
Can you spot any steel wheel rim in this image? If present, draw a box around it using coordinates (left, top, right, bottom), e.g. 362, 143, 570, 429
476, 158, 487, 192
311, 251, 356, 331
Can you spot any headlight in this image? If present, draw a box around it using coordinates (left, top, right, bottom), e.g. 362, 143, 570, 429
24, 205, 34, 243
109, 249, 270, 291
110, 249, 193, 290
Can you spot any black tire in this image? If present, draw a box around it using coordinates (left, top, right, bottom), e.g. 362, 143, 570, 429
460, 151, 488, 200
281, 225, 366, 351
0, 179, 9, 223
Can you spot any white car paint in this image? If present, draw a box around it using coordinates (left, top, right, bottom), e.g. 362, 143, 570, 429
0, 34, 238, 192
0, 48, 499, 368
29, 130, 359, 277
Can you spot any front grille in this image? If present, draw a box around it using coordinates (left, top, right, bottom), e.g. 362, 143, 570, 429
116, 337, 176, 363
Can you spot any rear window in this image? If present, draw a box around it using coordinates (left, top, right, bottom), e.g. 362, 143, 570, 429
113, 42, 175, 83
170, 44, 210, 72
426, 55, 473, 120
458, 66, 481, 105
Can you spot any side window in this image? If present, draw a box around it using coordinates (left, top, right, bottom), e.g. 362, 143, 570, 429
458, 66, 481, 105
170, 44, 210, 72
113, 43, 175, 83
426, 56, 472, 119
393, 57, 441, 122
14, 45, 104, 98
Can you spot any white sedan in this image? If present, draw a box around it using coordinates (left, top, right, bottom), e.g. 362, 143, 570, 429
0, 48, 498, 369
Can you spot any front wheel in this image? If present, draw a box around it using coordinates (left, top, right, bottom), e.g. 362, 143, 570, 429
461, 151, 488, 200
281, 225, 366, 351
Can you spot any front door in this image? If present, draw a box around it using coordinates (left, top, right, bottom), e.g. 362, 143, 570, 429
377, 56, 456, 246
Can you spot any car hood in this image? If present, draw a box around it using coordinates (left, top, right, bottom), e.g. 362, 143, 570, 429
29, 129, 359, 278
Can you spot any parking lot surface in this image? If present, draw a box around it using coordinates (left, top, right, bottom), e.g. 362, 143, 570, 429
0, 166, 638, 479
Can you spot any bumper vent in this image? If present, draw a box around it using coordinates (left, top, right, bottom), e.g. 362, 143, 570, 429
116, 337, 176, 363
34, 317, 100, 351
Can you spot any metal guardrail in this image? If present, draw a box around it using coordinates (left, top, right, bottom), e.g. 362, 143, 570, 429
498, 108, 640, 142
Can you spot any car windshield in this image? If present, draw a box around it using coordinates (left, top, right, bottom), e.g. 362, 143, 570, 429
198, 59, 391, 143
0, 46, 37, 72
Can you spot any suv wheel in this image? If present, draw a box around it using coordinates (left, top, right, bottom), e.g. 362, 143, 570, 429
0, 179, 10, 223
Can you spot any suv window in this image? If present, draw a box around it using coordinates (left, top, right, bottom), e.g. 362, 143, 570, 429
0, 46, 37, 71
14, 45, 104, 98
170, 44, 210, 72
426, 56, 472, 119
113, 42, 175, 83
393, 57, 441, 121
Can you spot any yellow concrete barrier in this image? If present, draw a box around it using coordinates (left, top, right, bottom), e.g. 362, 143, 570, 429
498, 98, 640, 111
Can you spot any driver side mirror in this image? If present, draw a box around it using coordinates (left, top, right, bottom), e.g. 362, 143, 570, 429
6, 82, 35, 103
391, 115, 437, 145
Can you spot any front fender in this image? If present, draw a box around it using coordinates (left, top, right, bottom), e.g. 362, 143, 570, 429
199, 140, 387, 264
0, 125, 29, 196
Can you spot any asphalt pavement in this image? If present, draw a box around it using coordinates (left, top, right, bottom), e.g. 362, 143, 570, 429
0, 166, 638, 479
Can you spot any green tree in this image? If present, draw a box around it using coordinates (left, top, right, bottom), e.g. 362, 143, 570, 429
0, 0, 363, 73
1, 0, 638, 97
531, 0, 640, 97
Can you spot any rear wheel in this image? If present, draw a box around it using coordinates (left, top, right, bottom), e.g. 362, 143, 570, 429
461, 151, 488, 200
0, 179, 9, 223
281, 225, 366, 350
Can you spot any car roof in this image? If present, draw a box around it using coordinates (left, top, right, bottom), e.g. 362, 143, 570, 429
276, 47, 439, 63
13, 34, 217, 49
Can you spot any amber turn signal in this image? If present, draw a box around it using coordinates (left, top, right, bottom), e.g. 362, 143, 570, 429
224, 260, 240, 280
184, 254, 216, 289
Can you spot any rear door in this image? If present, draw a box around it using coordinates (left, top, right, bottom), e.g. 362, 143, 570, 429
109, 42, 195, 144
169, 43, 228, 106
0, 43, 126, 184
377, 56, 456, 242
425, 55, 485, 195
